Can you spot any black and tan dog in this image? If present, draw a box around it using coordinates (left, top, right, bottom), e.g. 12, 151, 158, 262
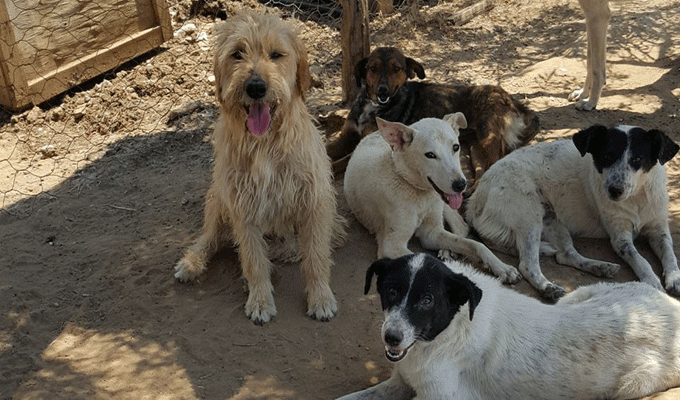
327, 47, 539, 191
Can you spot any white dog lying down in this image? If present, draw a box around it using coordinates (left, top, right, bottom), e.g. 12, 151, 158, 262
343, 114, 520, 283
466, 124, 680, 301
337, 253, 680, 400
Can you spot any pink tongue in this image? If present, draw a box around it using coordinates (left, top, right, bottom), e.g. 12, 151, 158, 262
446, 192, 463, 210
247, 103, 271, 136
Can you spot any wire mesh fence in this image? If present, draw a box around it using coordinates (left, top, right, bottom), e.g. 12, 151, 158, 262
0, 0, 451, 216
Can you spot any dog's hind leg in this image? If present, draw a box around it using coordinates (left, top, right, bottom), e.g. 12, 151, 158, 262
569, 0, 611, 111
646, 226, 680, 295
175, 188, 229, 281
543, 218, 620, 278
298, 202, 338, 322
515, 227, 566, 301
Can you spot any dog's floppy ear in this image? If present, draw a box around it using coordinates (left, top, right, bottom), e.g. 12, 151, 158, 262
572, 125, 608, 157
365, 258, 392, 295
650, 129, 680, 165
377, 117, 414, 151
354, 57, 369, 87
447, 274, 483, 321
443, 112, 467, 130
405, 57, 426, 80
290, 33, 311, 101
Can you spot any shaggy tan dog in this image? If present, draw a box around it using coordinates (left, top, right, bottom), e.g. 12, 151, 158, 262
174, 12, 345, 325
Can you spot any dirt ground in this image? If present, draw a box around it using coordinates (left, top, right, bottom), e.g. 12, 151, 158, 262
2, 0, 680, 398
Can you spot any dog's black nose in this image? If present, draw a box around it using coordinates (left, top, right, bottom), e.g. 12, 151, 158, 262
245, 77, 267, 100
608, 185, 623, 200
452, 179, 467, 193
377, 85, 389, 96
384, 329, 403, 347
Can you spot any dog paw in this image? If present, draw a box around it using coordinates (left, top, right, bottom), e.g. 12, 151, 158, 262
174, 256, 206, 282
245, 289, 277, 325
437, 249, 460, 262
665, 271, 680, 297
568, 88, 583, 102
575, 99, 596, 111
307, 284, 338, 322
592, 261, 620, 278
639, 274, 665, 293
540, 283, 566, 303
497, 266, 522, 285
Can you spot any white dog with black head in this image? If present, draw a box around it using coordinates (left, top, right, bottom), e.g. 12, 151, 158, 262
466, 124, 680, 301
336, 253, 680, 400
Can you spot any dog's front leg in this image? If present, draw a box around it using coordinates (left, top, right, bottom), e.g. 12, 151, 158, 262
232, 221, 277, 325
298, 203, 338, 321
419, 227, 521, 284
335, 370, 416, 400
646, 226, 680, 295
610, 230, 664, 292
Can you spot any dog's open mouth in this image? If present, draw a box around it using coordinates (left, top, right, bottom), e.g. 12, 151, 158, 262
244, 102, 274, 136
377, 95, 390, 105
428, 177, 463, 210
385, 347, 407, 362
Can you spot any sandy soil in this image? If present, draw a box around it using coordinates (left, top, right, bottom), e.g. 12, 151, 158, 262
2, 0, 680, 399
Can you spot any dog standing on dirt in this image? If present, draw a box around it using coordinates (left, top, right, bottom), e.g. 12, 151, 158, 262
174, 12, 345, 325
466, 124, 680, 301
327, 47, 539, 188
568, 0, 623, 110
337, 253, 680, 400
343, 114, 521, 284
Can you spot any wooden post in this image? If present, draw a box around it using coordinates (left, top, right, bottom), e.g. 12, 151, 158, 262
340, 0, 370, 105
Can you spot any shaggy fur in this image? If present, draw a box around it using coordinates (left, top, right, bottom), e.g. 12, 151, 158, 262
327, 47, 539, 191
337, 253, 680, 400
174, 12, 345, 325
466, 124, 680, 301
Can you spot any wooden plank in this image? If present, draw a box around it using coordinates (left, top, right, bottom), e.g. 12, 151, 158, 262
0, 1, 30, 110
340, 0, 370, 104
150, 0, 174, 41
8, 0, 158, 84
25, 26, 166, 105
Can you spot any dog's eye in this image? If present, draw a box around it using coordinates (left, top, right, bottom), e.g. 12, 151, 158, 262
232, 50, 243, 60
387, 288, 399, 302
425, 152, 437, 159
369, 65, 378, 73
270, 51, 283, 60
453, 144, 460, 152
418, 295, 433, 310
393, 66, 402, 73
630, 156, 642, 168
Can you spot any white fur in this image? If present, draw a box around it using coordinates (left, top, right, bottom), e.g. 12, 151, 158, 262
466, 126, 680, 300
568, 0, 626, 110
344, 114, 521, 283
338, 257, 680, 400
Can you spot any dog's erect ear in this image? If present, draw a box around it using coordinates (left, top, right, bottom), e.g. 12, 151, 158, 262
444, 112, 467, 130
447, 274, 483, 321
572, 125, 608, 157
377, 117, 414, 151
405, 57, 426, 80
354, 57, 369, 88
365, 258, 392, 295
650, 129, 680, 165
